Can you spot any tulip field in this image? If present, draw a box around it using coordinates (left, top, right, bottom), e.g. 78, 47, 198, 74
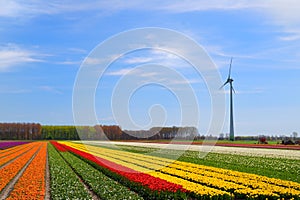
0, 141, 300, 199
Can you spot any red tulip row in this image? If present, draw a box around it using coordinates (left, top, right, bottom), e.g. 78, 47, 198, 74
50, 141, 67, 152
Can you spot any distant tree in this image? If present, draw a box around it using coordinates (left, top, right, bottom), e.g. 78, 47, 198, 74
292, 132, 298, 140
225, 133, 229, 140
219, 133, 224, 140
258, 135, 268, 144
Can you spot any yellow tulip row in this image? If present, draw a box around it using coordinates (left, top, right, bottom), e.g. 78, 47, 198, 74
168, 162, 300, 190
149, 171, 231, 196
60, 142, 300, 198
165, 163, 300, 197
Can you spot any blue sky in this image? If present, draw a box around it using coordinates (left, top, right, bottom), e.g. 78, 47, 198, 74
0, 0, 300, 136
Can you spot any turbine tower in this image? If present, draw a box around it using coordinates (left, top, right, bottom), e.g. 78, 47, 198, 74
221, 58, 235, 141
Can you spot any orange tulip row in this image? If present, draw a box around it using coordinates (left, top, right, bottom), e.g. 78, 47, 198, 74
0, 143, 29, 157
0, 146, 19, 154
7, 142, 47, 200
0, 143, 41, 192
0, 143, 35, 166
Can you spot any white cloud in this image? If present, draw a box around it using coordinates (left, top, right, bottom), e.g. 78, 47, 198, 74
68, 48, 88, 54
263, 0, 300, 26
220, 88, 264, 95
0, 1, 23, 17
84, 57, 104, 65
0, 0, 145, 18
39, 86, 63, 94
123, 57, 153, 64
0, 88, 31, 94
0, 44, 43, 72
160, 0, 263, 13
170, 79, 202, 85
56, 60, 81, 65
107, 67, 160, 78
121, 50, 190, 69
2, 1, 299, 41
84, 54, 121, 66
258, 1, 300, 41
106, 68, 133, 76
0, 1, 51, 18
279, 34, 300, 41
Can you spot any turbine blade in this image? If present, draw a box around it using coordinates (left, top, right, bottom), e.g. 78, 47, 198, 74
220, 81, 229, 89
232, 86, 236, 94
228, 57, 233, 79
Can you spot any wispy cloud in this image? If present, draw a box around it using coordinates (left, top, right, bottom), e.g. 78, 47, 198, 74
0, 1, 263, 18
84, 54, 121, 66
121, 50, 190, 69
2, 1, 299, 42
0, 0, 145, 18
56, 60, 81, 65
67, 47, 88, 54
123, 57, 154, 64
0, 44, 44, 72
106, 68, 133, 76
219, 88, 264, 95
39, 86, 63, 94
159, 1, 264, 13
0, 88, 31, 94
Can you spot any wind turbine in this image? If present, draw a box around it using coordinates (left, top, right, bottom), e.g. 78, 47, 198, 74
221, 58, 235, 141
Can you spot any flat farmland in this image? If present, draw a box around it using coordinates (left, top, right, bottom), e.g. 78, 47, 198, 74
0, 141, 300, 199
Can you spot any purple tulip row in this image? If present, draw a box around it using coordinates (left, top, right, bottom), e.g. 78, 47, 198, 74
0, 141, 30, 150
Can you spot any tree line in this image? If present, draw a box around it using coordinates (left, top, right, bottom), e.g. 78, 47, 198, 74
0, 123, 198, 140
0, 123, 42, 140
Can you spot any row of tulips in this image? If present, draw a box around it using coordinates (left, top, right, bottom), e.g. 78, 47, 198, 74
50, 141, 68, 152
60, 142, 232, 198
102, 144, 300, 199
6, 142, 47, 200
57, 142, 231, 199
58, 143, 184, 192
58, 149, 143, 200
0, 142, 41, 192
53, 142, 192, 199
0, 143, 35, 166
88, 145, 300, 198
64, 143, 230, 197
0, 142, 31, 157
60, 141, 300, 200
48, 142, 93, 199
0, 141, 30, 150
